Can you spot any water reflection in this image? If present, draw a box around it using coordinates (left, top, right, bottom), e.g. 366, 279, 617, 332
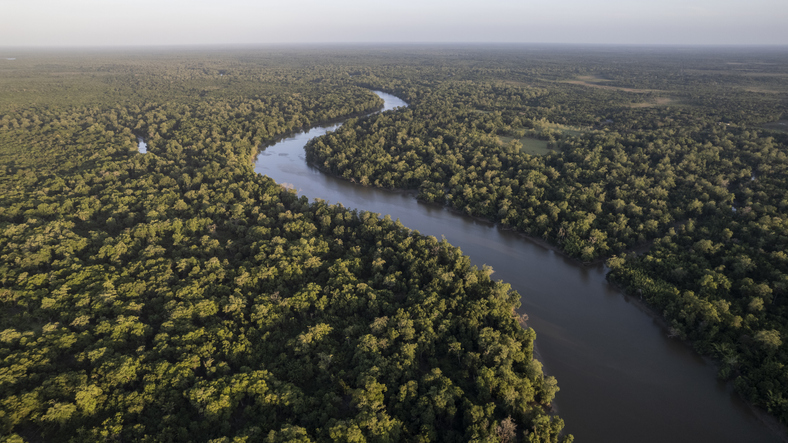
137, 137, 147, 154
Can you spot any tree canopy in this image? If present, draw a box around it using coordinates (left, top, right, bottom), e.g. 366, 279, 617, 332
0, 48, 573, 442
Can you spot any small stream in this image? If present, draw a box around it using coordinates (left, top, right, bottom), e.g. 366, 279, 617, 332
137, 137, 147, 154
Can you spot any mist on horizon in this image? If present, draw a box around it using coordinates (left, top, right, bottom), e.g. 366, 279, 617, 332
2, 0, 787, 47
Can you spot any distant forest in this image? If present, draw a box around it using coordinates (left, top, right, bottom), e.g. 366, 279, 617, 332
1, 46, 787, 441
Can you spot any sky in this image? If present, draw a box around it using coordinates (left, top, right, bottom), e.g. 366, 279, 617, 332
2, 0, 787, 47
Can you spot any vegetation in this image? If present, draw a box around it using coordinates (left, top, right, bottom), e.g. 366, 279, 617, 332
0, 49, 570, 442
3, 44, 788, 439
300, 46, 788, 426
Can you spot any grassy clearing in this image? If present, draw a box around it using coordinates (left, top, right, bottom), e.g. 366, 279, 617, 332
575, 75, 613, 82
497, 120, 587, 156
554, 126, 585, 137
562, 79, 659, 93
628, 97, 677, 108
498, 135, 552, 156
743, 87, 788, 94
534, 121, 586, 137
742, 72, 788, 78
553, 75, 661, 93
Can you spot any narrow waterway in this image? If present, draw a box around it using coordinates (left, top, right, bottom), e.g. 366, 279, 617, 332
137, 137, 147, 154
253, 91, 781, 442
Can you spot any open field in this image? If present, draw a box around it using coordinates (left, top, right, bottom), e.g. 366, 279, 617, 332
743, 87, 788, 94
536, 122, 586, 137
558, 75, 661, 93
575, 75, 613, 82
742, 72, 788, 78
628, 97, 677, 108
498, 135, 552, 155
683, 69, 788, 77
498, 135, 553, 155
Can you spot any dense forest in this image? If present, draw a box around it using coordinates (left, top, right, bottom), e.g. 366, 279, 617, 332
0, 50, 570, 442
301, 46, 788, 427
2, 45, 788, 440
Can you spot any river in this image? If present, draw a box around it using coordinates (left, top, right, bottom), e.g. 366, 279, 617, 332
253, 90, 781, 442
137, 137, 147, 153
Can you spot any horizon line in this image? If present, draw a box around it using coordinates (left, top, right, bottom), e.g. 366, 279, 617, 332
3, 42, 788, 51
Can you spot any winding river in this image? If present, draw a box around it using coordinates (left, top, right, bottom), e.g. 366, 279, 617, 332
253, 91, 781, 442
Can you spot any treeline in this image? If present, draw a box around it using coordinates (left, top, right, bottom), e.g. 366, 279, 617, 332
307, 80, 781, 262
302, 48, 788, 425
0, 52, 570, 442
607, 129, 788, 421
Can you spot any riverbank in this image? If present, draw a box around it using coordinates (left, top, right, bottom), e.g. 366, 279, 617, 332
254, 89, 783, 442
605, 275, 788, 442
256, 104, 385, 151
300, 163, 788, 441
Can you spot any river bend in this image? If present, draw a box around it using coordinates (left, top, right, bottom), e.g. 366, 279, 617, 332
253, 90, 780, 442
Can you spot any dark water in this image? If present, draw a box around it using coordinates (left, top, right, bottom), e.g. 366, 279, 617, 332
254, 91, 781, 443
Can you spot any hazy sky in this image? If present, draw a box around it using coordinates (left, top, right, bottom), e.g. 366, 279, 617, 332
3, 0, 787, 46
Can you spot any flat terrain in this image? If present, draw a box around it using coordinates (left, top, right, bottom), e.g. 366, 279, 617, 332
559, 75, 662, 93
628, 97, 676, 108
498, 135, 552, 155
